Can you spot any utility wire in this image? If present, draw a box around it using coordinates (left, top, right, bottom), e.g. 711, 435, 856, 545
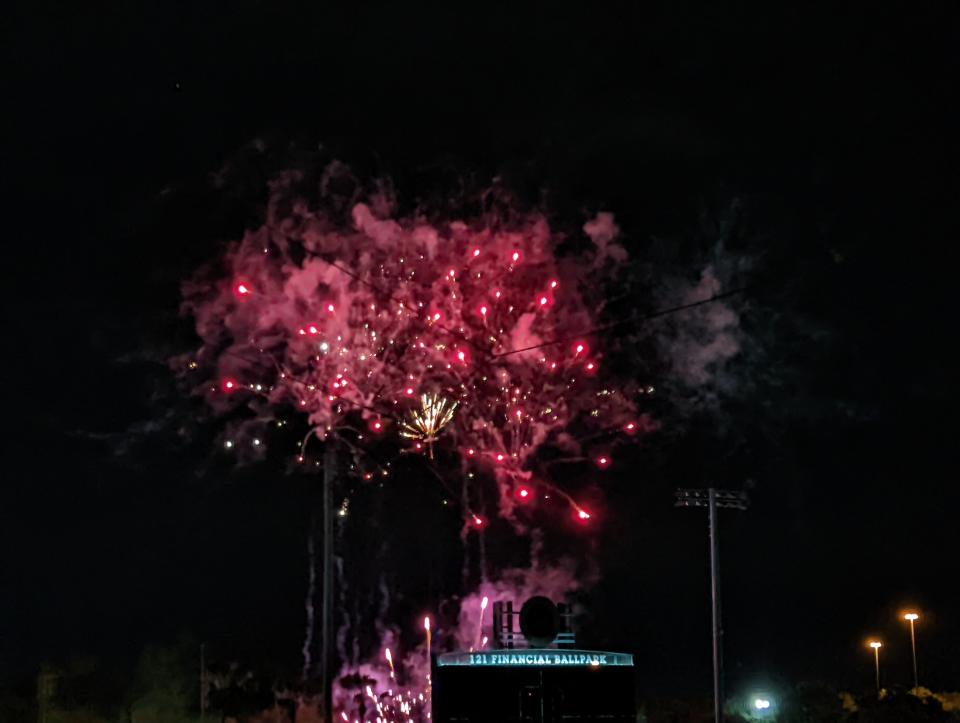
492, 285, 753, 358
315, 246, 752, 361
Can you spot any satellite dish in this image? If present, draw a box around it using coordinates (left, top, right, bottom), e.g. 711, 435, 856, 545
519, 596, 560, 647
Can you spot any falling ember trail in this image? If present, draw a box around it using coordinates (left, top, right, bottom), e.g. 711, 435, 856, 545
385, 647, 396, 680
473, 596, 489, 651
424, 616, 433, 710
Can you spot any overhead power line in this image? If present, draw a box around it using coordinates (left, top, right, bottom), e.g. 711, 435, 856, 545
492, 286, 752, 358
315, 245, 753, 360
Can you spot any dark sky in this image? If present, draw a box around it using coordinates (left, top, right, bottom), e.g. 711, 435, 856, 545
3, 0, 959, 701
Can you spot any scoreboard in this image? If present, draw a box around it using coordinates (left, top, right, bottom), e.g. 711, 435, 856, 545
432, 649, 636, 723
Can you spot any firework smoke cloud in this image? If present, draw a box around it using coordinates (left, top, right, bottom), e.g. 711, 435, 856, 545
178, 167, 650, 525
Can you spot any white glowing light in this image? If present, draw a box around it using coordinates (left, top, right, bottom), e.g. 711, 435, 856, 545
754, 698, 771, 710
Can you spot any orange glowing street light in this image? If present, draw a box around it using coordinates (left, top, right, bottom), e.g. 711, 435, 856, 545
902, 612, 920, 689
868, 641, 883, 696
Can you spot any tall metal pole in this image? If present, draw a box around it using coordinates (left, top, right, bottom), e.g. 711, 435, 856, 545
200, 643, 206, 721
321, 442, 337, 721
873, 646, 881, 696
909, 619, 918, 689
676, 487, 747, 723
708, 489, 723, 723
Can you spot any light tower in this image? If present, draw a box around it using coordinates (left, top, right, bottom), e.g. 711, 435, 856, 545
868, 641, 883, 697
903, 612, 920, 690
676, 488, 749, 723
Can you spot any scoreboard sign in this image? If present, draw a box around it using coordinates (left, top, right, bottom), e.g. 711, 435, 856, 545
437, 649, 633, 668
433, 648, 636, 722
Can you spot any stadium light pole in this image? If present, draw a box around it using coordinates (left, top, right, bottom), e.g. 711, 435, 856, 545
676, 488, 749, 723
903, 613, 920, 689
868, 641, 883, 697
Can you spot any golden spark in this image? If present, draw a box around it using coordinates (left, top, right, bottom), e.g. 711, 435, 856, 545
400, 393, 458, 458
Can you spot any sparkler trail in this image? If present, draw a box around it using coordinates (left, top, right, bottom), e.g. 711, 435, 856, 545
424, 616, 432, 708
385, 647, 396, 680
473, 596, 489, 651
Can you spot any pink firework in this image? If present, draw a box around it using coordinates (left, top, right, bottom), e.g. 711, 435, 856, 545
179, 177, 650, 526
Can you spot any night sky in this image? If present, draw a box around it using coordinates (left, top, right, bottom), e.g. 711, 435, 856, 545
4, 0, 959, 702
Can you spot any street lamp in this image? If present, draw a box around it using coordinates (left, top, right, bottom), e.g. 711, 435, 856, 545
903, 612, 920, 690
868, 641, 883, 697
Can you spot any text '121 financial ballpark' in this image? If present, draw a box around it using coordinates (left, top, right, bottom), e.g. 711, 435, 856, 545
437, 651, 634, 668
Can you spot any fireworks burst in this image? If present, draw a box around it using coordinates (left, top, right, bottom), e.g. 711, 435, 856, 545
399, 393, 458, 458
179, 169, 661, 530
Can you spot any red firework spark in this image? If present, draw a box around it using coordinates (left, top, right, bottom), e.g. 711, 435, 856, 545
181, 184, 649, 527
